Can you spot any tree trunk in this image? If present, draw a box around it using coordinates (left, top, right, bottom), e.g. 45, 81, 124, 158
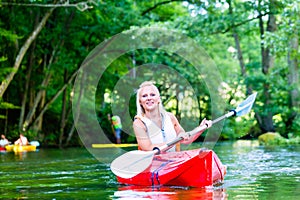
227, 0, 252, 96
31, 68, 80, 137
256, 3, 276, 133
22, 29, 68, 131
0, 7, 55, 98
32, 89, 46, 140
19, 50, 34, 131
22, 63, 52, 131
286, 27, 299, 130
57, 11, 75, 147
59, 69, 68, 148
288, 36, 299, 108
19, 10, 40, 131
65, 72, 85, 146
4, 103, 8, 135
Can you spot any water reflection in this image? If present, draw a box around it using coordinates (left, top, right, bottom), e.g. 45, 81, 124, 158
114, 185, 227, 200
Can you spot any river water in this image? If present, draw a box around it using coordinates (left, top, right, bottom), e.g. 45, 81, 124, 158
0, 140, 299, 199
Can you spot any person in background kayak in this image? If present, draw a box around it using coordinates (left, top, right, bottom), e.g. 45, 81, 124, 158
108, 114, 123, 144
0, 134, 10, 147
14, 133, 29, 146
133, 81, 212, 152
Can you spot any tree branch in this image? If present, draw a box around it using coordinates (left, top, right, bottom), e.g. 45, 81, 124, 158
212, 12, 272, 35
29, 67, 80, 131
0, 7, 55, 98
0, 1, 95, 11
142, 0, 184, 16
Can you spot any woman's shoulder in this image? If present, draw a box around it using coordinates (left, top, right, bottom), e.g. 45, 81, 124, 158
165, 112, 176, 118
133, 115, 145, 125
133, 115, 147, 130
165, 112, 179, 123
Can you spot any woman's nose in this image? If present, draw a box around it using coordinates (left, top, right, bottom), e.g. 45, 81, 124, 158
146, 95, 152, 100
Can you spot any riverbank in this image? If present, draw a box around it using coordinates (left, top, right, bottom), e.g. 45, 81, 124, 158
258, 132, 300, 145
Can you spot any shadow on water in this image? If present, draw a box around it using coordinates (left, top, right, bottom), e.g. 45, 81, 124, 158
0, 141, 300, 199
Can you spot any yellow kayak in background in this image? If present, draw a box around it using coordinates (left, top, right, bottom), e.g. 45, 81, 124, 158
5, 145, 37, 152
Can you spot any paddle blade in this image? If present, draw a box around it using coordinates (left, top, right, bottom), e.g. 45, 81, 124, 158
235, 92, 257, 116
110, 150, 155, 179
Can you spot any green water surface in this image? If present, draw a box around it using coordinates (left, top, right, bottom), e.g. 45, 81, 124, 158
0, 141, 299, 199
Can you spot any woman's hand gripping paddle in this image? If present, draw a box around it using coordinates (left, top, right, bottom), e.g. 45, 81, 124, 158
110, 92, 257, 179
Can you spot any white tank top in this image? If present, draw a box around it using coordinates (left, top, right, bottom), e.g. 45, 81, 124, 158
136, 112, 177, 152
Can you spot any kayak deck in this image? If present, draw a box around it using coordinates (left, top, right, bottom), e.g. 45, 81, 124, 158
116, 149, 226, 187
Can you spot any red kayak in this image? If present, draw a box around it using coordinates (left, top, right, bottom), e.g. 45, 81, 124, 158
116, 149, 226, 187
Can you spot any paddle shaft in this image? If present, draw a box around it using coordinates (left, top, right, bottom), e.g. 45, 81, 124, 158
159, 110, 236, 152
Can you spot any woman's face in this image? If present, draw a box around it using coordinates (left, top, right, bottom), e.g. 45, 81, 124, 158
139, 85, 160, 112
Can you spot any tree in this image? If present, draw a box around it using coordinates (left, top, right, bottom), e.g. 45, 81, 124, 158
254, 0, 277, 133
0, 7, 55, 98
285, 0, 300, 134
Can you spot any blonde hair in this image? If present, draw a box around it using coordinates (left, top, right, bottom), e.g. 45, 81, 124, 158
136, 81, 165, 116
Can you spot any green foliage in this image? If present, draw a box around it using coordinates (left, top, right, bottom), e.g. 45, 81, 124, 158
290, 116, 300, 137
258, 132, 300, 146
0, 101, 20, 109
0, 27, 20, 41
0, 0, 299, 145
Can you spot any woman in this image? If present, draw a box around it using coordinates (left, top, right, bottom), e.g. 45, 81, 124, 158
133, 81, 212, 152
14, 133, 29, 146
0, 134, 10, 147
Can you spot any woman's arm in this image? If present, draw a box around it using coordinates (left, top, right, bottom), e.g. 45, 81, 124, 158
167, 113, 190, 145
184, 118, 212, 144
168, 112, 212, 145
14, 139, 20, 145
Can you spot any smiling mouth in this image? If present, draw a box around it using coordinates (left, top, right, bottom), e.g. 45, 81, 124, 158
145, 100, 155, 106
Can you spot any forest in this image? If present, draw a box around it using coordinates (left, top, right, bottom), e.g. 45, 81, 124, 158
0, 0, 299, 148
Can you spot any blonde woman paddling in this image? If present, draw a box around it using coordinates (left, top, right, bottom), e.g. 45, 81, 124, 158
133, 81, 212, 152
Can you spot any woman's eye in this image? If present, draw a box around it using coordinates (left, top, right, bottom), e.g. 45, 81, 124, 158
142, 94, 147, 98
150, 93, 155, 97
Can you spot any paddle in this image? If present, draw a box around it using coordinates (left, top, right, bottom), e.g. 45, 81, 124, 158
110, 92, 257, 179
